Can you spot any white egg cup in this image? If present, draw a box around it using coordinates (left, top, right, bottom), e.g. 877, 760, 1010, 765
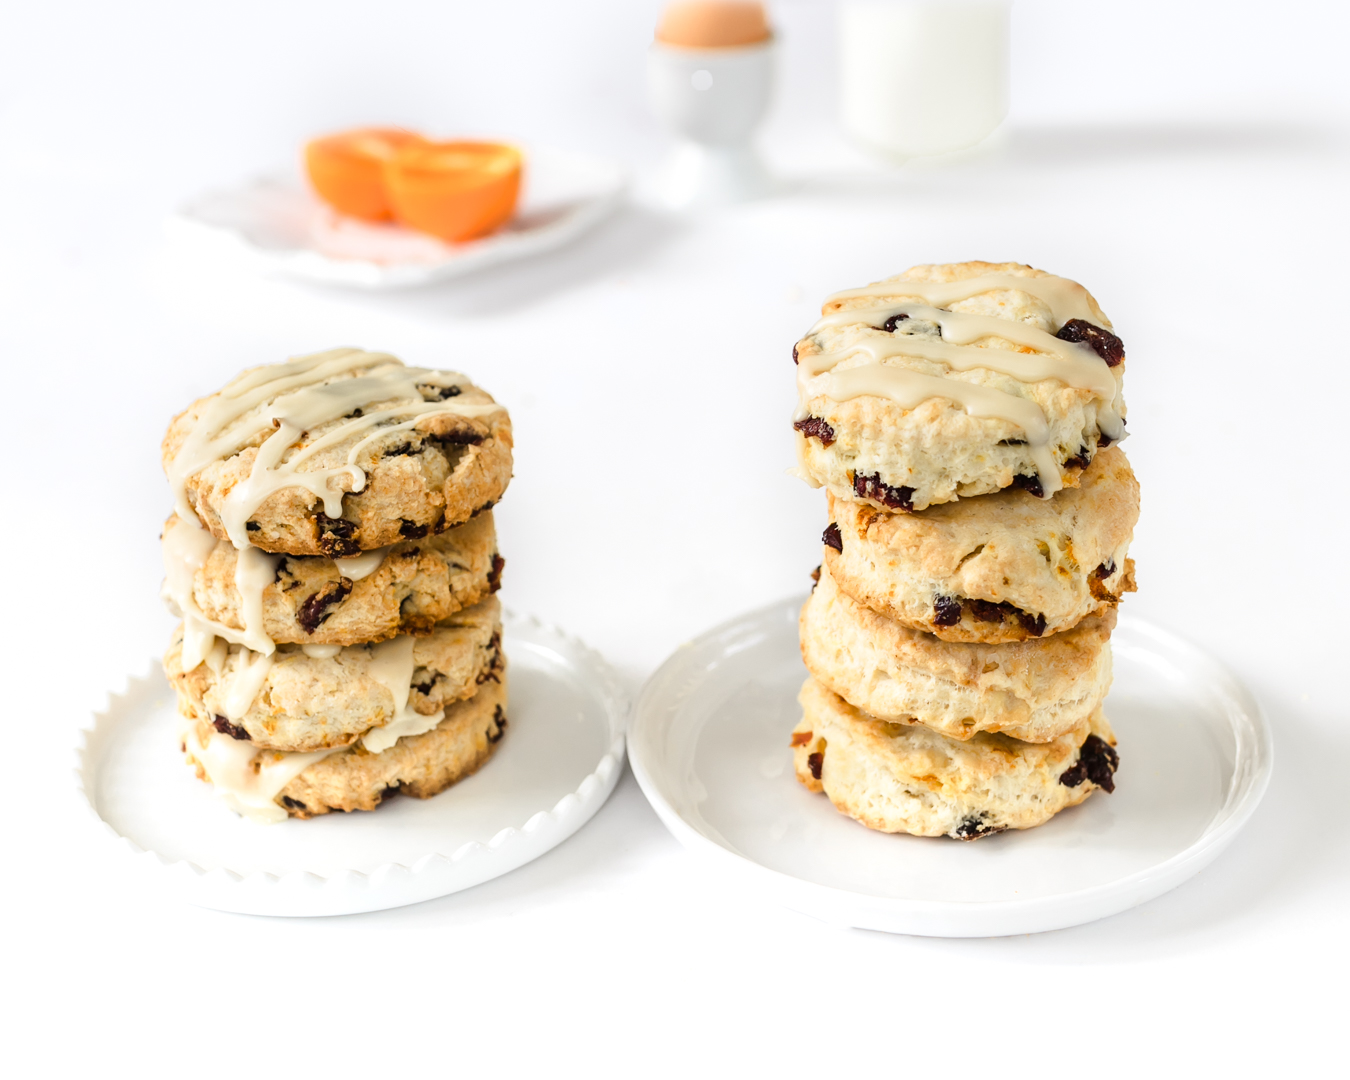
645, 39, 776, 209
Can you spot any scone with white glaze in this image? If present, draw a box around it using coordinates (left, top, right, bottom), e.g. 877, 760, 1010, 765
162, 509, 502, 647
822, 446, 1138, 642
165, 597, 504, 752
792, 676, 1118, 840
793, 262, 1127, 513
800, 563, 1113, 743
183, 677, 508, 821
162, 348, 513, 556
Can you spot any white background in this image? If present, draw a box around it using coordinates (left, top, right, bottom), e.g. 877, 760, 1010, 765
3, 0, 1347, 1074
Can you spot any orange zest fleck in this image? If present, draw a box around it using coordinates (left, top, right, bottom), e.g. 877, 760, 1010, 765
304, 128, 425, 222
382, 141, 523, 243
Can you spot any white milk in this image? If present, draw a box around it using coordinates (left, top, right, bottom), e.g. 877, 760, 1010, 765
839, 0, 1010, 159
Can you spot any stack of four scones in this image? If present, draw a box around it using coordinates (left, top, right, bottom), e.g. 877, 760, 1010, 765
160, 349, 514, 823
789, 262, 1139, 839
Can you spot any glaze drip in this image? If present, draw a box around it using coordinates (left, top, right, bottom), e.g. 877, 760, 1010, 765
796, 273, 1126, 497
333, 546, 391, 581
184, 717, 336, 825
823, 272, 1103, 326
163, 516, 278, 665
361, 634, 444, 752
167, 348, 502, 549
184, 626, 447, 820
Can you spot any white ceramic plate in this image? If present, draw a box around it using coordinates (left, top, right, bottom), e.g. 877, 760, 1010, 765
629, 599, 1273, 937
77, 611, 627, 917
168, 147, 625, 289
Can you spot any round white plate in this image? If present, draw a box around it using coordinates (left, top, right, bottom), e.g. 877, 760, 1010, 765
168, 147, 625, 289
629, 599, 1273, 937
77, 611, 627, 917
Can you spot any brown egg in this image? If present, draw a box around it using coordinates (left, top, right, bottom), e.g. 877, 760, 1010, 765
655, 2, 771, 48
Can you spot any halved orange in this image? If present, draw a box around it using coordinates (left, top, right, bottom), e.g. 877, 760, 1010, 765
382, 141, 523, 243
304, 128, 425, 222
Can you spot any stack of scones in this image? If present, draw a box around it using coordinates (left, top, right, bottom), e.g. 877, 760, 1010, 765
789, 263, 1139, 839
159, 348, 513, 823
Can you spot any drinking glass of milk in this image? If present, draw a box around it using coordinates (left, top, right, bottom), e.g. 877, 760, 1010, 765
839, 0, 1011, 159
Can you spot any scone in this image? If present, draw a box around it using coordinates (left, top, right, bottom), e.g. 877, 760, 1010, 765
163, 348, 514, 555
792, 676, 1118, 839
793, 262, 1127, 512
800, 562, 1113, 743
822, 446, 1138, 642
183, 677, 509, 821
165, 597, 504, 752
162, 509, 502, 648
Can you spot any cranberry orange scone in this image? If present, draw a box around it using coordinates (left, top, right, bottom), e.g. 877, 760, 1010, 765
183, 677, 509, 821
791, 677, 1118, 840
163, 348, 513, 556
800, 562, 1114, 743
793, 262, 1127, 512
821, 446, 1138, 643
161, 509, 502, 649
165, 596, 504, 753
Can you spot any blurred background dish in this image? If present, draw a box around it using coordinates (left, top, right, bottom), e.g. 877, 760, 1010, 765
170, 146, 623, 288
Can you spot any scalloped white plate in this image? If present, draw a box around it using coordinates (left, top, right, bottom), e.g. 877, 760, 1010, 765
629, 599, 1273, 937
168, 147, 625, 289
78, 611, 627, 917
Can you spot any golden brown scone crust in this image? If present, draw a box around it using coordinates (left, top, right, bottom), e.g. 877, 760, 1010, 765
800, 562, 1114, 743
185, 678, 508, 819
162, 367, 512, 556
164, 510, 502, 646
791, 676, 1117, 839
165, 598, 504, 752
794, 261, 1125, 512
824, 446, 1138, 642
278, 678, 507, 817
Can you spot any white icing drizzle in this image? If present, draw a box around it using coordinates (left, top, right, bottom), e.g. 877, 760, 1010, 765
822, 364, 1064, 498
824, 272, 1102, 326
361, 707, 443, 754
183, 626, 451, 822
360, 634, 443, 753
166, 348, 501, 550
234, 545, 282, 654
204, 637, 228, 676
798, 273, 1126, 497
162, 516, 278, 666
809, 303, 1118, 402
184, 718, 335, 825
365, 634, 415, 720
333, 546, 390, 581
222, 650, 275, 721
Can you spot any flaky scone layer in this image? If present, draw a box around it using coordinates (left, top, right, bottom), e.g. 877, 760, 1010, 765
166, 597, 503, 752
800, 563, 1114, 743
165, 509, 501, 646
794, 262, 1126, 512
792, 676, 1117, 840
823, 446, 1138, 642
162, 360, 512, 556
185, 678, 508, 819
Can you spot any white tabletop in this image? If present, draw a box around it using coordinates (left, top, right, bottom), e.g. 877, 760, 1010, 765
5, 1, 1348, 1073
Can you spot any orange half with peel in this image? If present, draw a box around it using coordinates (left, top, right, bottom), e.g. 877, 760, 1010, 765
383, 141, 523, 243
305, 128, 425, 222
